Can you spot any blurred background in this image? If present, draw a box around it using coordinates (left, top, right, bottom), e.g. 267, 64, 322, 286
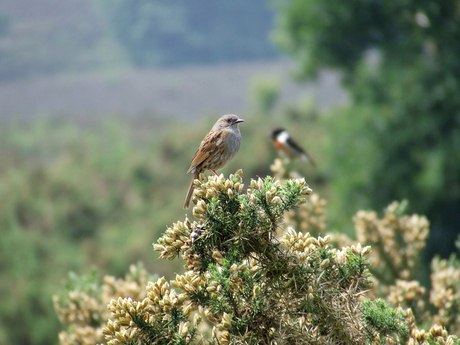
0, 1, 458, 344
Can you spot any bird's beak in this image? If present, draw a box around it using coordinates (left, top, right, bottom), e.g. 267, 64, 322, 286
235, 119, 244, 124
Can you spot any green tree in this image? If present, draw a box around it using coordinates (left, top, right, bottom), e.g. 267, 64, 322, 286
275, 0, 460, 257
99, 0, 279, 66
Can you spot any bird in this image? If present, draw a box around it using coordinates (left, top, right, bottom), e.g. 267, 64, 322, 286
270, 128, 316, 166
184, 114, 244, 209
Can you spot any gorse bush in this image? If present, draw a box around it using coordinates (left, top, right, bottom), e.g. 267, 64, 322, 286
0, 112, 320, 345
53, 263, 155, 344
0, 119, 184, 345
54, 166, 460, 344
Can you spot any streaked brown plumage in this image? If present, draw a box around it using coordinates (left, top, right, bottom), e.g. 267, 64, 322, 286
184, 114, 244, 209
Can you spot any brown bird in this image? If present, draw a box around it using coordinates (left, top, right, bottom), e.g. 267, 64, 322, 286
184, 114, 244, 209
271, 128, 316, 166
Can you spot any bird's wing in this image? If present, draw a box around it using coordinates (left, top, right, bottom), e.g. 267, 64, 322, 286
286, 136, 306, 155
287, 136, 316, 166
187, 130, 223, 173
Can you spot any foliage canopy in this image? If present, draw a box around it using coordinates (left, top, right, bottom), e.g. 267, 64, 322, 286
275, 0, 460, 256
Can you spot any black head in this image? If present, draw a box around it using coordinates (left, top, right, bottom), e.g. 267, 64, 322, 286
271, 128, 285, 140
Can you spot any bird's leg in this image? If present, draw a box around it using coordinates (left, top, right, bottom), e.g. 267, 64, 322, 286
210, 169, 219, 176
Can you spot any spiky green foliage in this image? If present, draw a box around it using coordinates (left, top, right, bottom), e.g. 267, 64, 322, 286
53, 170, 460, 344
96, 171, 416, 345
362, 299, 409, 344
53, 262, 156, 345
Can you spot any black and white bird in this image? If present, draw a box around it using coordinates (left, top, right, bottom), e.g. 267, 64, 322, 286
270, 128, 316, 166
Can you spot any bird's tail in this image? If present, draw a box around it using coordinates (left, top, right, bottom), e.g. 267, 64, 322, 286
302, 152, 316, 167
184, 171, 199, 209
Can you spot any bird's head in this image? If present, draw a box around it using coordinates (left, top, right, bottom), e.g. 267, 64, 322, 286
213, 114, 244, 131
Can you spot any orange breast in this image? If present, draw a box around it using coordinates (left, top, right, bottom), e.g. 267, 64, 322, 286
273, 139, 294, 158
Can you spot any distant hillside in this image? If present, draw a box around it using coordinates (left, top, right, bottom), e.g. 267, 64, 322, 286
0, 0, 281, 81
0, 1, 346, 121
0, 0, 121, 80
0, 60, 347, 121
99, 0, 280, 67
